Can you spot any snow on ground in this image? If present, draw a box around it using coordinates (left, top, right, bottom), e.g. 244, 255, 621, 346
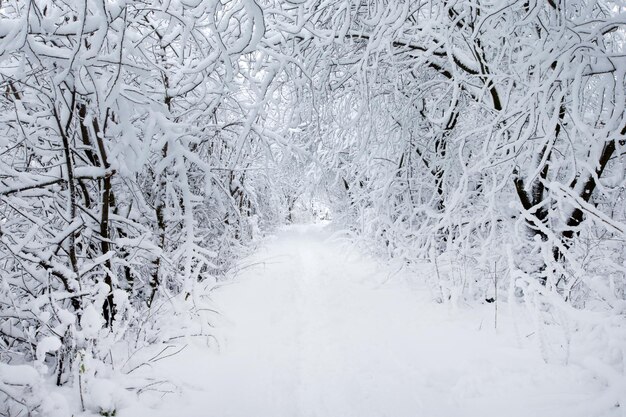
123, 223, 612, 417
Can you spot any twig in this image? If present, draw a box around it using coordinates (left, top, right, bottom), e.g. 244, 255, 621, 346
494, 261, 498, 330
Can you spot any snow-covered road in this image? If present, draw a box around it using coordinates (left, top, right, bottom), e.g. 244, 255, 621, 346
127, 223, 609, 417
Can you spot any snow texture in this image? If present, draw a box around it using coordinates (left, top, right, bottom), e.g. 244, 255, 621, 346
80, 304, 104, 340
120, 224, 615, 417
36, 336, 62, 363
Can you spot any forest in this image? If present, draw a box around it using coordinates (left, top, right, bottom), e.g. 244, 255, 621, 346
0, 0, 625, 415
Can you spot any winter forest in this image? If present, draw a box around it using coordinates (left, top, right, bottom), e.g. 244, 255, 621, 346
0, 0, 625, 415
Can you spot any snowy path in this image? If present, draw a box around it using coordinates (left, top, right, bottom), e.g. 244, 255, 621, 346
128, 223, 607, 417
